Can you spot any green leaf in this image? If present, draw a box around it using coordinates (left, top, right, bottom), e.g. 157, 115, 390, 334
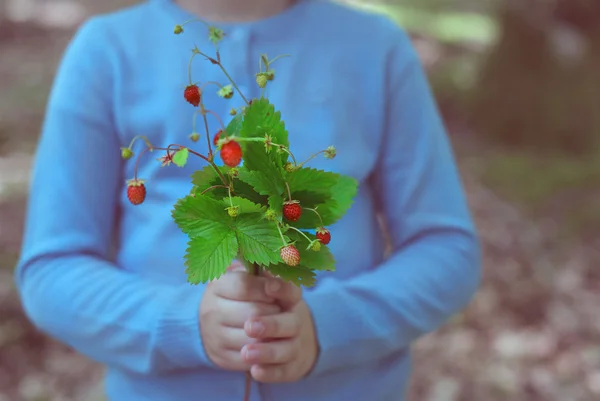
172, 195, 232, 237
191, 166, 221, 191
285, 229, 336, 271
238, 168, 285, 199
266, 263, 317, 288
234, 214, 285, 266
287, 167, 340, 195
225, 113, 244, 137
320, 175, 359, 226
240, 98, 289, 170
172, 148, 189, 167
184, 228, 238, 284
223, 197, 266, 214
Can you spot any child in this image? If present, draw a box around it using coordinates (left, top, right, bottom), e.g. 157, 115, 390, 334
15, 0, 482, 400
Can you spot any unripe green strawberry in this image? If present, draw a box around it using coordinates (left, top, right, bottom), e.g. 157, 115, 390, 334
280, 245, 300, 266
218, 85, 234, 99
256, 73, 268, 88
264, 209, 278, 221
189, 132, 200, 142
309, 240, 321, 252
121, 147, 133, 160
227, 206, 240, 217
174, 25, 183, 34
324, 145, 337, 159
126, 179, 146, 205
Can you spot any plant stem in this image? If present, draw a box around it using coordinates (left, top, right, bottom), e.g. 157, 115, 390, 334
199, 185, 229, 196
128, 135, 153, 150
133, 147, 151, 180
188, 52, 198, 85
278, 145, 297, 166
199, 105, 214, 157
200, 81, 224, 91
194, 49, 250, 105
297, 149, 326, 168
285, 182, 292, 202
243, 261, 262, 401
275, 223, 287, 246
287, 225, 312, 243
305, 207, 324, 226
203, 108, 226, 131
218, 65, 250, 105
166, 144, 228, 186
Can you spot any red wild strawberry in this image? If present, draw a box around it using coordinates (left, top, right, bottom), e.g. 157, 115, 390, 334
184, 84, 201, 107
220, 140, 242, 167
213, 130, 222, 146
282, 201, 302, 222
280, 245, 300, 266
126, 179, 146, 205
316, 227, 331, 245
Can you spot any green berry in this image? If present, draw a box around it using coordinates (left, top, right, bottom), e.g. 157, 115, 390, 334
228, 167, 239, 178
324, 145, 337, 159
309, 240, 321, 252
174, 25, 184, 35
218, 85, 234, 99
284, 162, 297, 173
121, 147, 134, 160
256, 73, 268, 88
229, 108, 237, 116
227, 206, 240, 217
189, 132, 200, 142
264, 209, 278, 221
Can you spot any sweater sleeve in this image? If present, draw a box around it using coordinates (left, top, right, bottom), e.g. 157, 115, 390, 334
14, 17, 215, 374
305, 28, 482, 376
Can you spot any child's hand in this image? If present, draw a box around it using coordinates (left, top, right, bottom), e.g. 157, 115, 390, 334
241, 279, 319, 383
199, 264, 281, 371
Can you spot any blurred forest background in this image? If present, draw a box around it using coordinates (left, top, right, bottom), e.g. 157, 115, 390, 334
0, 0, 599, 400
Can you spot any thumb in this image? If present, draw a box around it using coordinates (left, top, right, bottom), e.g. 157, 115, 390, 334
264, 276, 302, 310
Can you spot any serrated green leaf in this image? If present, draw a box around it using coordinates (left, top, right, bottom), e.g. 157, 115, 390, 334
286, 230, 336, 271
172, 148, 189, 167
320, 175, 359, 226
223, 197, 266, 214
172, 195, 232, 237
191, 166, 220, 191
240, 98, 289, 170
184, 228, 238, 284
238, 168, 285, 199
286, 167, 340, 195
266, 263, 317, 287
234, 214, 284, 266
225, 113, 244, 137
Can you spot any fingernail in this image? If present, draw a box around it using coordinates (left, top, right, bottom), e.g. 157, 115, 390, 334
267, 280, 281, 294
247, 321, 265, 336
245, 347, 260, 361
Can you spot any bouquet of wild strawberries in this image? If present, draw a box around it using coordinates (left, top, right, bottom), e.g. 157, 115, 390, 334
119, 21, 358, 287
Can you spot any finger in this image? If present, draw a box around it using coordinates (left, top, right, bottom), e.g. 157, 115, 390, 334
227, 261, 246, 272
250, 363, 294, 383
218, 298, 282, 327
264, 278, 302, 310
212, 271, 273, 303
214, 326, 253, 351
211, 348, 250, 372
244, 312, 300, 339
241, 339, 297, 365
